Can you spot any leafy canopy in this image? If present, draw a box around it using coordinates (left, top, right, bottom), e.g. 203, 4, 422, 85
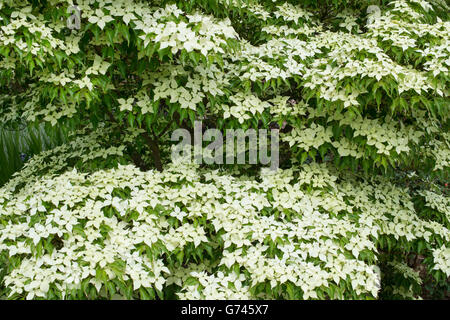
0, 0, 449, 300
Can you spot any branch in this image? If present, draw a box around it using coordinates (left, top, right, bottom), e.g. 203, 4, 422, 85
141, 131, 163, 172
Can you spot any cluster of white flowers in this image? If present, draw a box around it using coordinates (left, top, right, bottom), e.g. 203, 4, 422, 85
367, 3, 450, 76
281, 104, 424, 160
331, 138, 365, 159
339, 115, 421, 156
432, 246, 450, 277
174, 268, 251, 300
283, 123, 333, 152
220, 92, 271, 124
143, 64, 230, 111
1, 148, 448, 299
420, 190, 450, 220
0, 5, 66, 60
273, 3, 313, 25
424, 139, 450, 171
219, 0, 272, 21
134, 4, 238, 56
336, 11, 361, 33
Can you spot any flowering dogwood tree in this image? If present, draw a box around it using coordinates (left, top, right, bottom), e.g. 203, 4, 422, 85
0, 0, 449, 300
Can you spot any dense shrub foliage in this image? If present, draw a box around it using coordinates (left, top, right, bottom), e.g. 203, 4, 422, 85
0, 122, 68, 185
0, 0, 449, 299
